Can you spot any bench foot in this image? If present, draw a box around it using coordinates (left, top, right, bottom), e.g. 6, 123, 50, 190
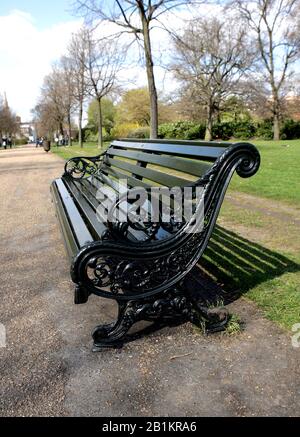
91, 285, 229, 350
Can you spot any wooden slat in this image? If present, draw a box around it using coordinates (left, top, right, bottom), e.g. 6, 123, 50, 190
80, 177, 145, 242
100, 165, 153, 189
63, 178, 107, 240
105, 157, 189, 187
107, 148, 211, 177
112, 138, 231, 148
51, 181, 78, 259
111, 140, 225, 160
55, 179, 94, 248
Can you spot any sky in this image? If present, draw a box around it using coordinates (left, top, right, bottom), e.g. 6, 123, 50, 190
0, 1, 83, 120
0, 0, 175, 122
0, 1, 220, 121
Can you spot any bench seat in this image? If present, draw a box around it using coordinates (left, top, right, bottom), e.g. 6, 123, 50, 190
51, 138, 260, 349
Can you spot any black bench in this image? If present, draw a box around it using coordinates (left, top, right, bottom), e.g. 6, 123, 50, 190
51, 139, 260, 349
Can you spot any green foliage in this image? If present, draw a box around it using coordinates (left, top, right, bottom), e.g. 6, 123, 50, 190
127, 126, 150, 139
280, 119, 300, 140
158, 120, 257, 141
212, 122, 234, 140
111, 122, 140, 139
87, 98, 116, 135
256, 119, 273, 140
158, 121, 206, 140
224, 314, 242, 335
117, 88, 150, 126
158, 119, 300, 141
213, 121, 256, 140
14, 138, 28, 146
232, 121, 256, 139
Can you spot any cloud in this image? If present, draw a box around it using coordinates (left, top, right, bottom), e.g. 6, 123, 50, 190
0, 10, 82, 120
0, 4, 223, 121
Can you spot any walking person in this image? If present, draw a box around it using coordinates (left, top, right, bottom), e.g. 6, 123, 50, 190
2, 136, 7, 150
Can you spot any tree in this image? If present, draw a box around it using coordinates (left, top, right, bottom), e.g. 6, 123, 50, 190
84, 30, 124, 147
67, 28, 89, 147
87, 97, 116, 135
117, 88, 151, 126
35, 63, 76, 140
60, 57, 78, 146
75, 0, 198, 139
0, 95, 18, 139
172, 17, 255, 140
232, 0, 300, 140
116, 87, 178, 125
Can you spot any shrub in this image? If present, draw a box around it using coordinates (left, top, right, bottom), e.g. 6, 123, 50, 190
184, 124, 206, 140
14, 138, 28, 146
233, 121, 256, 139
212, 122, 234, 140
111, 123, 139, 139
83, 129, 98, 142
127, 126, 150, 139
256, 119, 273, 140
280, 119, 300, 140
158, 121, 205, 140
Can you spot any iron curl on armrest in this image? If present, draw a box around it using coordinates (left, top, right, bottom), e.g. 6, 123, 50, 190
64, 152, 106, 180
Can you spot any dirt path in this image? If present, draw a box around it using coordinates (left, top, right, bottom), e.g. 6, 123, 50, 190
226, 191, 300, 227
0, 146, 299, 417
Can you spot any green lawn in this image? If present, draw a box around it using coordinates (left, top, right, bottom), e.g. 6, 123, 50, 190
51, 142, 107, 161
230, 139, 300, 206
214, 201, 300, 331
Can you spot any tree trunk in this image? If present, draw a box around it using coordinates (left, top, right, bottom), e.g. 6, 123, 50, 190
68, 112, 72, 146
205, 105, 213, 141
97, 97, 103, 148
273, 95, 280, 141
141, 15, 158, 139
78, 99, 83, 148
59, 121, 64, 137
273, 114, 280, 141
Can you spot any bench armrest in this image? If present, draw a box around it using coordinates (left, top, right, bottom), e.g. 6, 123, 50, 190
64, 152, 106, 179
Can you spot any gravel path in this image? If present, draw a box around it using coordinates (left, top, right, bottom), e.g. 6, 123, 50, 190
0, 146, 299, 417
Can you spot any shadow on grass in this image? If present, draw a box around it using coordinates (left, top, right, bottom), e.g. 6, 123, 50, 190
114, 225, 300, 346
195, 225, 300, 304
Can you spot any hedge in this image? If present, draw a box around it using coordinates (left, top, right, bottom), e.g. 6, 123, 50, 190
110, 119, 300, 141
157, 119, 300, 141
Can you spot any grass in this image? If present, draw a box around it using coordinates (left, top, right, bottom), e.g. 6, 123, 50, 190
208, 202, 300, 331
51, 138, 300, 331
51, 141, 108, 161
224, 314, 242, 335
230, 139, 300, 206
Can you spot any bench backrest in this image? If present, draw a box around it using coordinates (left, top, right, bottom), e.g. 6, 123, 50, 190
100, 139, 232, 189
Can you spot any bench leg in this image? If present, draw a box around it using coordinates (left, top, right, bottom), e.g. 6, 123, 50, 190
91, 284, 229, 350
92, 301, 137, 350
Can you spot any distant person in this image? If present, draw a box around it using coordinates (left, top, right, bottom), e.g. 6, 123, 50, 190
2, 136, 7, 150
8, 136, 12, 148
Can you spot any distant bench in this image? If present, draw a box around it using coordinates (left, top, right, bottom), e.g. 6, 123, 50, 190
51, 139, 260, 349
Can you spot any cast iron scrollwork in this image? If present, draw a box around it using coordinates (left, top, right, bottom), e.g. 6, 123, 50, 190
106, 187, 187, 242
91, 286, 229, 349
64, 154, 104, 179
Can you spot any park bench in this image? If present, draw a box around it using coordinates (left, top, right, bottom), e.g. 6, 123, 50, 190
51, 139, 260, 349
